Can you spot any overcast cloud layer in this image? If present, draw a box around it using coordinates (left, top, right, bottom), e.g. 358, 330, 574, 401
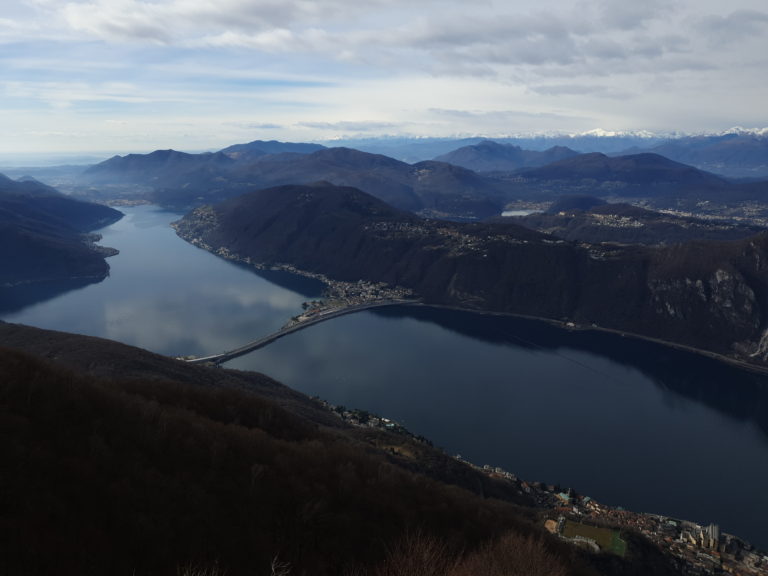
1, 0, 767, 154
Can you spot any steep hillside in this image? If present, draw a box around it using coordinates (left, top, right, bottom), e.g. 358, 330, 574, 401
175, 182, 768, 367
507, 201, 764, 246
4, 321, 669, 576
0, 174, 122, 297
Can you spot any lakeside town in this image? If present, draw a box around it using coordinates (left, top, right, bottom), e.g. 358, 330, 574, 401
321, 399, 767, 576
282, 277, 418, 330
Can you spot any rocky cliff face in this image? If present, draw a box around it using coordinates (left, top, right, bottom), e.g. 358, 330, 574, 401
174, 183, 768, 367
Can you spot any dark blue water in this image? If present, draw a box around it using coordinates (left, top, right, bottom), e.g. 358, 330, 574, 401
4, 205, 768, 549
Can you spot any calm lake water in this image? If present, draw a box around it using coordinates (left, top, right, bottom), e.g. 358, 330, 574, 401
4, 205, 768, 549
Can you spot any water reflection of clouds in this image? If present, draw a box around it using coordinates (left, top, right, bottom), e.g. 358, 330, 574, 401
196, 283, 302, 311
104, 299, 232, 356
103, 285, 303, 356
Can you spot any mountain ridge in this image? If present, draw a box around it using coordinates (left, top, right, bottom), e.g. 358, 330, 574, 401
0, 174, 122, 310
434, 140, 580, 172
174, 182, 768, 369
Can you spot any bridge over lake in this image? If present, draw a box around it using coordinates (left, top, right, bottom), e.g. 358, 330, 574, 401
182, 299, 418, 366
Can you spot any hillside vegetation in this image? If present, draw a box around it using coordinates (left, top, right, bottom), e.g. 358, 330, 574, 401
0, 322, 685, 576
175, 182, 768, 367
0, 174, 122, 305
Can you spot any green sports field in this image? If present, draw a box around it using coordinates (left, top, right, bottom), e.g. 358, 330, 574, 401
563, 521, 627, 557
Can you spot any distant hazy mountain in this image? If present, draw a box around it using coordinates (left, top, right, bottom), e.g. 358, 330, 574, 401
73, 139, 768, 221
519, 152, 726, 188
332, 130, 768, 178
330, 132, 668, 162
509, 152, 749, 210
233, 147, 511, 219
176, 182, 768, 367
434, 140, 579, 172
642, 133, 768, 178
0, 173, 122, 307
83, 146, 509, 219
82, 149, 235, 185
218, 139, 326, 162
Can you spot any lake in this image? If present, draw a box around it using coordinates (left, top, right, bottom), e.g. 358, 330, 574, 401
4, 205, 768, 549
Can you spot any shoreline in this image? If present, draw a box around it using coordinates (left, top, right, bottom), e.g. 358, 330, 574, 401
179, 225, 768, 377
413, 302, 768, 377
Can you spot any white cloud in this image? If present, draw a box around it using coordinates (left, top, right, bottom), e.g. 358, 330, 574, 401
0, 0, 765, 152
696, 9, 768, 45
199, 28, 298, 52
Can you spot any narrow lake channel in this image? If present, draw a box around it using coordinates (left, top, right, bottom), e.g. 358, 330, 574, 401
4, 205, 768, 550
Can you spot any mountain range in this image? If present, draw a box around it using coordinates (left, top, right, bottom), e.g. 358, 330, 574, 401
79, 145, 510, 219
333, 129, 768, 175
68, 136, 768, 222
642, 132, 768, 179
506, 152, 768, 219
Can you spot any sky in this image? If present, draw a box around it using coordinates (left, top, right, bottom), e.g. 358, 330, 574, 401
1, 0, 767, 155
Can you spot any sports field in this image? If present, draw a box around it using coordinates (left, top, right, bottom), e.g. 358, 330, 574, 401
563, 521, 627, 557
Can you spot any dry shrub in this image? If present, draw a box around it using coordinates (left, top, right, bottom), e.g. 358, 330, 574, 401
450, 532, 569, 576
372, 529, 569, 576
374, 530, 461, 576
176, 561, 226, 576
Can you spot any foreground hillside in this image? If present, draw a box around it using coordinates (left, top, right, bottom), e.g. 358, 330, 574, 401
0, 322, 685, 576
175, 182, 768, 368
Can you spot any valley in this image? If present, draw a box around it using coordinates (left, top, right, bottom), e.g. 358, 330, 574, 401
3, 133, 768, 575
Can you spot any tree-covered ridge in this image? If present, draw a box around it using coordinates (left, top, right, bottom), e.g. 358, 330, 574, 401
0, 173, 122, 290
175, 182, 768, 367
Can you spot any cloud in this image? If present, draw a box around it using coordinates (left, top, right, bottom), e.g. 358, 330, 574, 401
56, 0, 415, 44
428, 108, 586, 123
62, 0, 172, 43
2, 0, 768, 150
1, 79, 187, 108
529, 84, 631, 99
595, 0, 677, 30
199, 29, 297, 51
26, 0, 755, 84
225, 121, 285, 131
297, 120, 403, 132
697, 10, 768, 45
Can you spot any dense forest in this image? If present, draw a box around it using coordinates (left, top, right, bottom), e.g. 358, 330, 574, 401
0, 323, 681, 576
